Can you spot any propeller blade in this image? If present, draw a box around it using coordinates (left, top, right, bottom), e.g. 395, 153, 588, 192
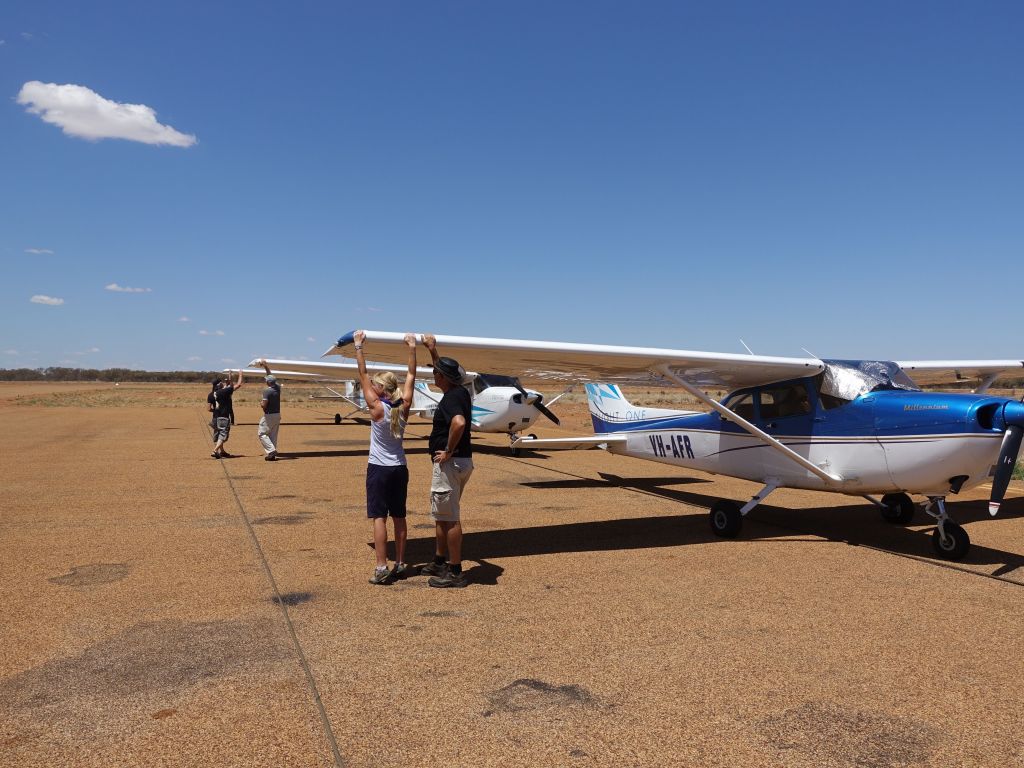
519, 384, 561, 426
989, 424, 1023, 516
534, 399, 560, 425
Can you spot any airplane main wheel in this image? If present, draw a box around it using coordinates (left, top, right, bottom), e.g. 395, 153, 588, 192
880, 492, 915, 524
709, 500, 743, 538
334, 413, 342, 424
931, 522, 970, 561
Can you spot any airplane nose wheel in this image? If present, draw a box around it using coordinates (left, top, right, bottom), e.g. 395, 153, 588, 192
709, 500, 743, 538
922, 496, 970, 561
931, 522, 970, 560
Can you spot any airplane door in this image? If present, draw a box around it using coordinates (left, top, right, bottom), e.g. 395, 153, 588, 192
756, 381, 887, 489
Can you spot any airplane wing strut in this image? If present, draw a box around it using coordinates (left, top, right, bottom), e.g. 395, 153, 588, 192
653, 364, 843, 487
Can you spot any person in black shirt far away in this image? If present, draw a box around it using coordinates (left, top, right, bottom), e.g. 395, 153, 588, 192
419, 333, 474, 588
212, 369, 244, 459
256, 359, 281, 461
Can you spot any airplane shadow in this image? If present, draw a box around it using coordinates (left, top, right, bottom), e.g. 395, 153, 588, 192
520, 472, 1024, 575
413, 471, 1023, 578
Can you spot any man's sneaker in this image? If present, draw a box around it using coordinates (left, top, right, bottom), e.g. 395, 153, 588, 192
428, 570, 468, 589
265, 451, 277, 461
368, 566, 392, 585
389, 562, 410, 580
420, 561, 447, 577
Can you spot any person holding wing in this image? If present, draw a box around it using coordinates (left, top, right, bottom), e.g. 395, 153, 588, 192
353, 330, 417, 585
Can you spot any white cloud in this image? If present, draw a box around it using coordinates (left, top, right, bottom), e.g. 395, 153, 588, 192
89, 347, 100, 353
25, 248, 54, 255
17, 81, 197, 147
177, 316, 190, 322
30, 294, 63, 306
4, 349, 19, 355
187, 356, 202, 362
105, 282, 152, 293
307, 336, 316, 342
21, 32, 33, 41
221, 358, 236, 364
199, 330, 225, 336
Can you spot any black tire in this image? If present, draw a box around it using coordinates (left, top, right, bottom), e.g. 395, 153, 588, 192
710, 500, 743, 538
529, 434, 537, 440
880, 492, 915, 524
931, 522, 970, 561
334, 413, 342, 424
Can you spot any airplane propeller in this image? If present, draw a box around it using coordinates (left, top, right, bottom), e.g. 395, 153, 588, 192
989, 399, 1024, 516
514, 383, 560, 425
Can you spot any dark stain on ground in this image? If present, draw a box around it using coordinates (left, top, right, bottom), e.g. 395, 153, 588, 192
261, 494, 299, 500
0, 619, 289, 738
252, 513, 314, 526
160, 427, 182, 430
48, 563, 130, 587
273, 592, 313, 606
484, 678, 596, 716
486, 501, 508, 507
755, 701, 938, 768
418, 610, 464, 618
151, 708, 176, 719
570, 749, 588, 758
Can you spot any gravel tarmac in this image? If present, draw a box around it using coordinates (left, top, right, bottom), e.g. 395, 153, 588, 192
1, 382, 1023, 767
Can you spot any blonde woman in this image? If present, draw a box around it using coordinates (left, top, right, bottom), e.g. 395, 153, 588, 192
354, 330, 417, 585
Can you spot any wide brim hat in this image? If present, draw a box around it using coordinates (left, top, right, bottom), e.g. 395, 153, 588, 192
433, 356, 469, 384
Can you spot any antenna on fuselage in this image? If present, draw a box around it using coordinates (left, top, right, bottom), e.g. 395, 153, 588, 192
801, 347, 823, 363
739, 339, 755, 355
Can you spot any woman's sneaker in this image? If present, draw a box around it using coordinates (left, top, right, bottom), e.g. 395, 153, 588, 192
368, 566, 392, 585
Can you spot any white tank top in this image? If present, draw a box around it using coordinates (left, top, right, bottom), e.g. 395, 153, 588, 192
368, 401, 406, 466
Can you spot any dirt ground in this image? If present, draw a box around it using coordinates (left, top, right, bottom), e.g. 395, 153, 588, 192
1, 382, 1023, 767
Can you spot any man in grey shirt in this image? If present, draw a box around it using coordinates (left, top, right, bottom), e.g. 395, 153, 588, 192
257, 359, 281, 461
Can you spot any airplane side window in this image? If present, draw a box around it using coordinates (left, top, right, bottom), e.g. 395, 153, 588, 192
724, 393, 754, 420
761, 384, 810, 419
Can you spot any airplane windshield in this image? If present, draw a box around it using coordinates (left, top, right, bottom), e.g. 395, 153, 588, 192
820, 360, 920, 402
474, 373, 522, 394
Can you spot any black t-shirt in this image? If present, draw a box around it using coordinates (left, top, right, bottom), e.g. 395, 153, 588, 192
207, 391, 216, 411
214, 384, 235, 419
428, 385, 473, 458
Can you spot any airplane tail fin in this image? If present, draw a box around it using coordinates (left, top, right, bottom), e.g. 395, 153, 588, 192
412, 381, 441, 414
586, 383, 698, 433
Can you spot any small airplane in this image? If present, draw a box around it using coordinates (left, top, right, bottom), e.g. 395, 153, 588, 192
329, 331, 1024, 561
246, 358, 569, 450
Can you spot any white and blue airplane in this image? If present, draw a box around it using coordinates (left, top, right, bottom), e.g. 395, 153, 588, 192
246, 357, 567, 448
326, 331, 1024, 561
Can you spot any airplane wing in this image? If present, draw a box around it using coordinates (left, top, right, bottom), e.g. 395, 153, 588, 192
229, 367, 329, 381
895, 360, 1024, 389
249, 358, 436, 379
324, 331, 824, 389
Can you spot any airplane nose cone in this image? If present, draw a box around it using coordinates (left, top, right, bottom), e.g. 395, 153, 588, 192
1002, 400, 1024, 429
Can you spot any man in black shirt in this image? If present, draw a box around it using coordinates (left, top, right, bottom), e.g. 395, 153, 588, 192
256, 359, 281, 461
212, 369, 244, 458
420, 333, 474, 588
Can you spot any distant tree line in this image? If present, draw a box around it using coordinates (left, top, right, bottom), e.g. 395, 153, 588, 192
2, 366, 1023, 389
0, 367, 223, 383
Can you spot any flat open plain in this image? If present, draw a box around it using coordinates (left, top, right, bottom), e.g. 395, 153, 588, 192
2, 382, 1023, 767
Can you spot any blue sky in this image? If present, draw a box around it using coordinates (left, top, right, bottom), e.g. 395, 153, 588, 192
2, 1, 1022, 370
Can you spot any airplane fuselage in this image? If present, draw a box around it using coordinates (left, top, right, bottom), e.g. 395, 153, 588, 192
602, 384, 1010, 496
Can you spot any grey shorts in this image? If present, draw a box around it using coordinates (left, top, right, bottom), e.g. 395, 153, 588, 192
430, 457, 474, 522
214, 416, 231, 442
